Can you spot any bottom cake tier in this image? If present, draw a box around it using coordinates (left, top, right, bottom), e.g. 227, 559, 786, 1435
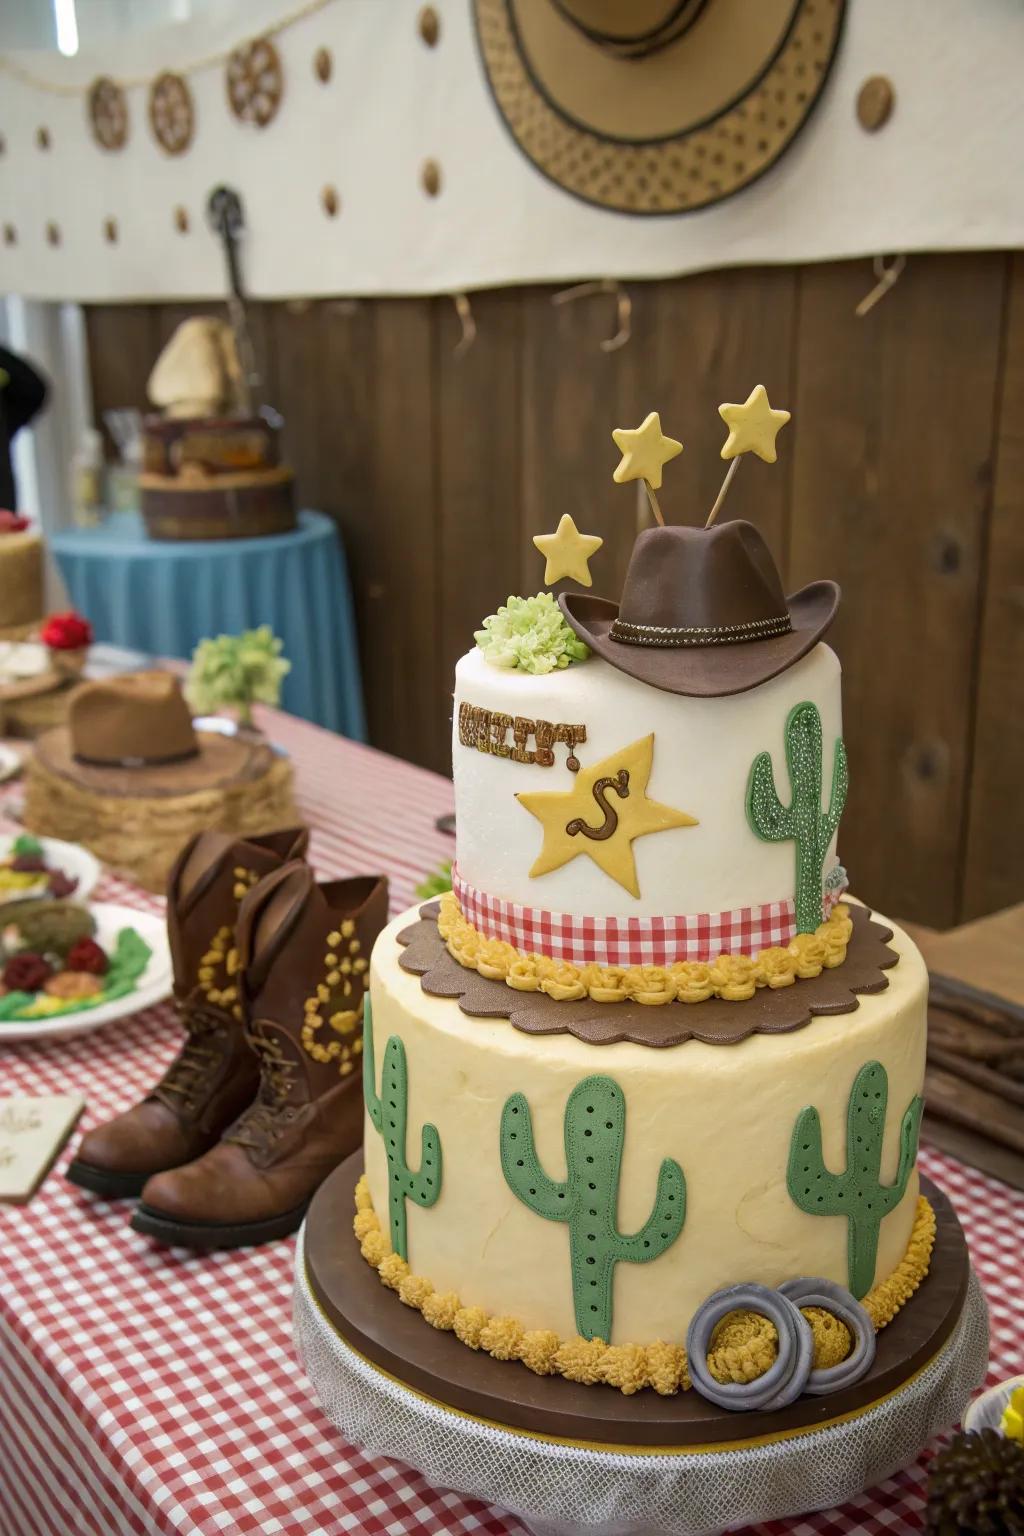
363, 905, 929, 1364
302, 1156, 972, 1445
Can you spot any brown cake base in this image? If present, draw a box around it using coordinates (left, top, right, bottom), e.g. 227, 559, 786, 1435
140, 469, 296, 541
398, 901, 900, 1046
303, 1153, 969, 1450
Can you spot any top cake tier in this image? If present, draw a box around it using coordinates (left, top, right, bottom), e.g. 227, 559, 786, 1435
453, 400, 847, 964
452, 636, 844, 938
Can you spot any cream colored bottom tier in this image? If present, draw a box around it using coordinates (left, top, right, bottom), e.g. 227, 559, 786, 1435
365, 905, 928, 1346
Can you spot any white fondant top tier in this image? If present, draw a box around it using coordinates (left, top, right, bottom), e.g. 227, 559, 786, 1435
452, 642, 843, 921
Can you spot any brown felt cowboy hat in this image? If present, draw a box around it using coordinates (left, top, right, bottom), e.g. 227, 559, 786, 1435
473, 0, 846, 215
559, 520, 839, 697
33, 671, 273, 796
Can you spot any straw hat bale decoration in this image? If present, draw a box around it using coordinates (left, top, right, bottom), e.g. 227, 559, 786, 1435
24, 672, 297, 892
473, 0, 846, 214
39, 672, 269, 793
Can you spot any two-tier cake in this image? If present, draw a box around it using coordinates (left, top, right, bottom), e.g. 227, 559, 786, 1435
301, 396, 974, 1468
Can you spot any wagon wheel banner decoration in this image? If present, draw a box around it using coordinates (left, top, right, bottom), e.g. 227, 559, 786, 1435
226, 37, 284, 129
149, 71, 195, 156
88, 76, 128, 151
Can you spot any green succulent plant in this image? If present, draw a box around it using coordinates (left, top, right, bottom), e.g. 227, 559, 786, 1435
414, 861, 453, 899
186, 626, 291, 728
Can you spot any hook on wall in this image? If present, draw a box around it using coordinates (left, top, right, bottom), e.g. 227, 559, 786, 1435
855, 254, 906, 318
551, 278, 632, 352
452, 292, 476, 357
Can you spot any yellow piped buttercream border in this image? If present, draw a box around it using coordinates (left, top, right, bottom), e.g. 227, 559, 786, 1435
437, 891, 853, 1006
354, 1178, 934, 1398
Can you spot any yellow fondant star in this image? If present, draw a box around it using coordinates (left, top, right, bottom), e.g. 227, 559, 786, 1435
718, 385, 791, 463
532, 514, 604, 588
612, 412, 683, 491
516, 733, 697, 898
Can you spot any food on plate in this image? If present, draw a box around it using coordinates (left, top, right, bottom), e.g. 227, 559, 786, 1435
0, 925, 152, 1022
0, 834, 80, 902
1, 898, 96, 958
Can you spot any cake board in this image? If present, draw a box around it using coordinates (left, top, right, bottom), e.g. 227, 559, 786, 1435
294, 1154, 989, 1536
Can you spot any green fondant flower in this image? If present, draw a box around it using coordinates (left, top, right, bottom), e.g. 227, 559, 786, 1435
474, 593, 589, 675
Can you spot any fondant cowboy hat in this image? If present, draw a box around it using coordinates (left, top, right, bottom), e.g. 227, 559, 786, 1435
473, 0, 846, 215
33, 671, 271, 795
560, 520, 839, 697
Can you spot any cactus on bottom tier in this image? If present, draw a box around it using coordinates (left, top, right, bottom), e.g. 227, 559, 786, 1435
362, 999, 442, 1261
500, 1074, 686, 1342
787, 1059, 923, 1298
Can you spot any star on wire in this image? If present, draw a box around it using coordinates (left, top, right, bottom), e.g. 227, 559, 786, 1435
611, 412, 683, 526
533, 513, 603, 588
612, 412, 683, 490
707, 385, 791, 526
719, 384, 791, 464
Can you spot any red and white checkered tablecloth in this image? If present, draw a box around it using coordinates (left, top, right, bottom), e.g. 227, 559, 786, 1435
0, 707, 1021, 1536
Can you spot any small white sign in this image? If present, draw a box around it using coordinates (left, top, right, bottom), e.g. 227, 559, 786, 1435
0, 1094, 85, 1202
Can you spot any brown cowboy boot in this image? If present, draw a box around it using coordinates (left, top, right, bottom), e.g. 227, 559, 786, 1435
66, 826, 309, 1199
130, 861, 388, 1248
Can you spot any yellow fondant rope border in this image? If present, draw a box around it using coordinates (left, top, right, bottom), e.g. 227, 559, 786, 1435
437, 892, 853, 1006
354, 1179, 935, 1398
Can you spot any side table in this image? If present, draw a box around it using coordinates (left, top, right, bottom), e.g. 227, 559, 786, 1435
52, 509, 366, 738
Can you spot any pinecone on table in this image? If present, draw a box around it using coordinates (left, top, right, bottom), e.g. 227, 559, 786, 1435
926, 1428, 1024, 1534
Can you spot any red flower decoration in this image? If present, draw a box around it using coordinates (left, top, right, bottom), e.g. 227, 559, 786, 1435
0, 509, 30, 533
3, 952, 53, 993
40, 611, 93, 651
65, 938, 108, 976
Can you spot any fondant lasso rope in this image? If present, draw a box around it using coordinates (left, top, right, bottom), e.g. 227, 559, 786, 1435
354, 1181, 935, 1398
438, 891, 853, 1007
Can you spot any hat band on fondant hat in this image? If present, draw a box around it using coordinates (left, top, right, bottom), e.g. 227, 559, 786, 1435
609, 613, 793, 647
72, 745, 201, 770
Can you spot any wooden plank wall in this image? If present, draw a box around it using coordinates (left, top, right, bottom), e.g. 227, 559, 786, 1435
83, 251, 1024, 929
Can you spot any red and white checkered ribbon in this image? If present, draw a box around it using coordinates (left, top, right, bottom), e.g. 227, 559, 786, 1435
452, 864, 848, 966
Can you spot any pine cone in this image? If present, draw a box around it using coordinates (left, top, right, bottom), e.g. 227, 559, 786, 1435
927, 1428, 1024, 1535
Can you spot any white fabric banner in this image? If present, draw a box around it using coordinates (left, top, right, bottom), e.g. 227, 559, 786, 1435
0, 0, 1022, 303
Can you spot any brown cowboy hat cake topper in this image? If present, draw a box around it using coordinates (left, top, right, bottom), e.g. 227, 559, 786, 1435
33, 671, 274, 795
560, 389, 839, 696
472, 0, 846, 216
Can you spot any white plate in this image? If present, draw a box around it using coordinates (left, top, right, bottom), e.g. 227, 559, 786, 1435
963, 1373, 1024, 1436
0, 835, 101, 907
0, 744, 21, 783
0, 903, 172, 1044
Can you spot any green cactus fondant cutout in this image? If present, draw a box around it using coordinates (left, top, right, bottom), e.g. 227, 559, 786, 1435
787, 1060, 923, 1299
500, 1074, 686, 1342
362, 999, 442, 1261
746, 700, 848, 933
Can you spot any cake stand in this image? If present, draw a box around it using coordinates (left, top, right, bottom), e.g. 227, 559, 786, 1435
294, 1155, 989, 1536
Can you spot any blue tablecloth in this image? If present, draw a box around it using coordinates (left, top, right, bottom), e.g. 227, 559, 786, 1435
52, 509, 366, 739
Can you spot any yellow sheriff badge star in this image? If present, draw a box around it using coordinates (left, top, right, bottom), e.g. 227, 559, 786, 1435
533, 513, 604, 588
516, 733, 697, 898
718, 384, 791, 464
612, 412, 683, 491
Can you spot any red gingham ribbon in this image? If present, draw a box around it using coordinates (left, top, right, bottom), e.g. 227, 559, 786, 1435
452, 864, 848, 967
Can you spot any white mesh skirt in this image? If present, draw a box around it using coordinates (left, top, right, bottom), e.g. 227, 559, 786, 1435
293, 1228, 989, 1536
